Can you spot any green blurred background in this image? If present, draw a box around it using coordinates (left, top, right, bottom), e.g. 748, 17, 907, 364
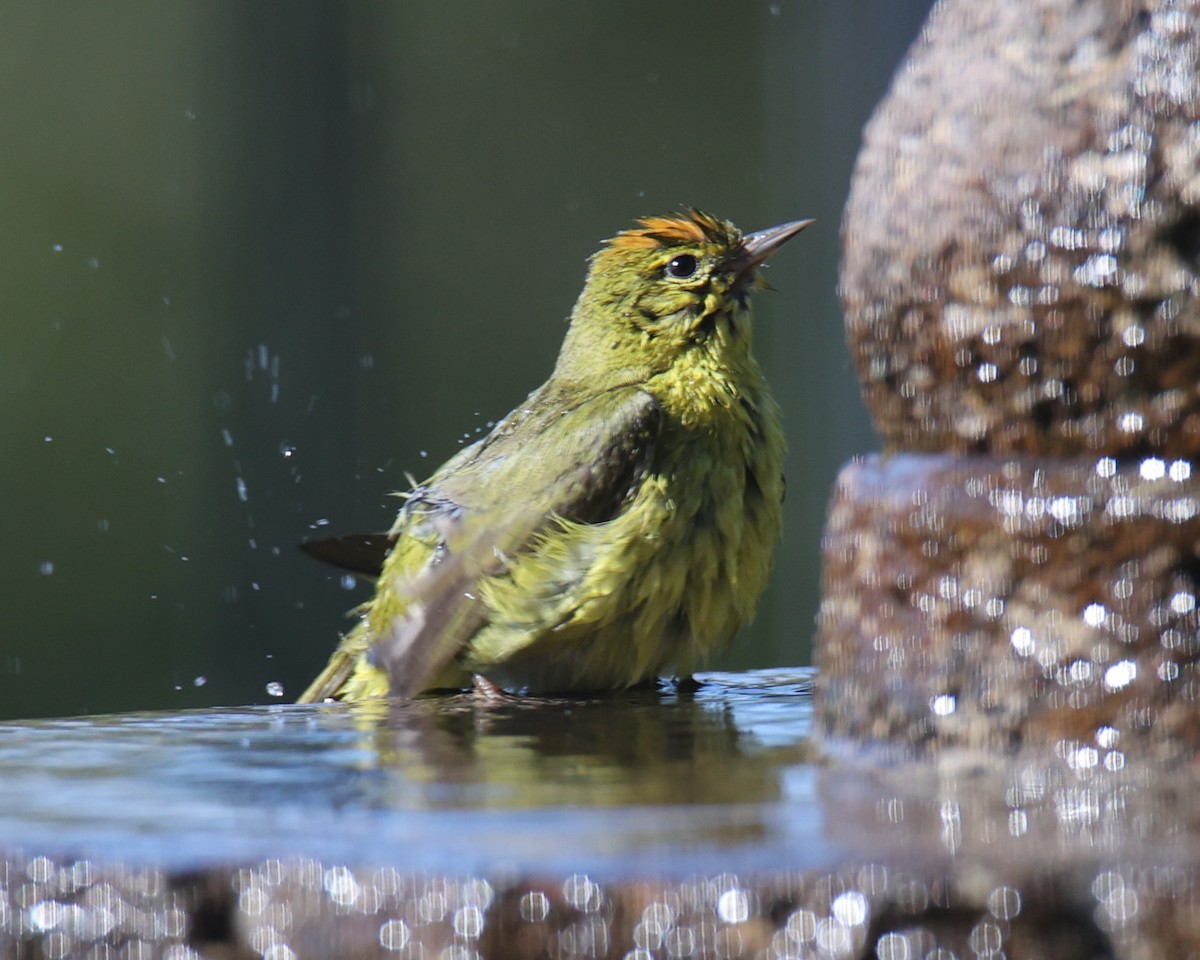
0, 1, 931, 720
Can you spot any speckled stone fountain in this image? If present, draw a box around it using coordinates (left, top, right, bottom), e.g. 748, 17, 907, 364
818, 0, 1200, 754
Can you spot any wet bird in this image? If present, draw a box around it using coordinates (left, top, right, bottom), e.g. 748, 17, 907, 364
298, 210, 810, 702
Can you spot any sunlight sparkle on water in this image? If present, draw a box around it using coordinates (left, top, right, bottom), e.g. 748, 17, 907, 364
1104, 660, 1137, 691
1140, 457, 1166, 480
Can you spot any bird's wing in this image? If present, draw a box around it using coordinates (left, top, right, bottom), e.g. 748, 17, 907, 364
370, 385, 663, 696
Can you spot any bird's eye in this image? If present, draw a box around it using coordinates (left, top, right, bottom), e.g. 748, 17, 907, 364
664, 254, 699, 280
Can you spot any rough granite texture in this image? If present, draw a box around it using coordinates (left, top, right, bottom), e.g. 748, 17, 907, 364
818, 453, 1200, 751
841, 0, 1200, 457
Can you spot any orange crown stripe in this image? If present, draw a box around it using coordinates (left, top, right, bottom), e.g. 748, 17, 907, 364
604, 210, 737, 252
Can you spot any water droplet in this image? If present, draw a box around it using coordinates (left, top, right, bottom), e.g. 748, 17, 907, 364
51, 243, 63, 253
1169, 591, 1196, 615
86, 257, 99, 270
831, 891, 868, 927
716, 888, 750, 924
265, 681, 284, 698
1118, 411, 1145, 433
37, 561, 54, 576
1121, 324, 1146, 347
1104, 660, 1137, 691
1140, 457, 1166, 480
1049, 224, 1086, 249
380, 919, 410, 950
1010, 626, 1036, 656
1098, 226, 1124, 252
236, 477, 248, 502
340, 574, 357, 591
1008, 285, 1032, 306
1066, 745, 1099, 771
1075, 253, 1119, 287
1048, 496, 1083, 524
193, 676, 207, 687
280, 443, 296, 458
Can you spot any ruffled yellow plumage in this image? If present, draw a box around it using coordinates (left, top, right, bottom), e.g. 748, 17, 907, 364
298, 211, 809, 702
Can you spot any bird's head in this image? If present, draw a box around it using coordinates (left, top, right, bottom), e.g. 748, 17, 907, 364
554, 210, 810, 387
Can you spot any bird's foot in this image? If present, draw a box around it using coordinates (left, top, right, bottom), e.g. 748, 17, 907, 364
471, 673, 519, 704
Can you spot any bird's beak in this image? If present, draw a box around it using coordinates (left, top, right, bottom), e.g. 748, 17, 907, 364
740, 218, 814, 275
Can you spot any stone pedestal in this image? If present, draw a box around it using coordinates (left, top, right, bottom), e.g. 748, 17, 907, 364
819, 453, 1200, 752
819, 0, 1200, 749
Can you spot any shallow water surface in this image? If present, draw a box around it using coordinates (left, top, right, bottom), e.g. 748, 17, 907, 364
0, 670, 819, 876
7, 669, 1200, 957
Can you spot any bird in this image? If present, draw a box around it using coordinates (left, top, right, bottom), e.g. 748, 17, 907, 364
297, 210, 810, 703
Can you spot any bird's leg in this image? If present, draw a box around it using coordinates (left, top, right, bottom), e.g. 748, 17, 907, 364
471, 673, 517, 704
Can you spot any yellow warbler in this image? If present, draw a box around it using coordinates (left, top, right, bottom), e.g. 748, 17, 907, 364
299, 210, 810, 701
